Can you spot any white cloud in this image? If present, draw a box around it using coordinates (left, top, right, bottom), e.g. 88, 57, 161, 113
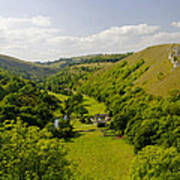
0, 16, 180, 62
0, 16, 51, 30
171, 21, 180, 28
31, 16, 51, 26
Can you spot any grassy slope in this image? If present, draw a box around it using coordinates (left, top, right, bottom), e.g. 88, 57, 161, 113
48, 92, 107, 116
83, 95, 107, 116
120, 44, 180, 96
48, 91, 68, 102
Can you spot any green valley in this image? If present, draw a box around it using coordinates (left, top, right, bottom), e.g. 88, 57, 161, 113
0, 43, 179, 179
1, 1, 180, 179
50, 92, 134, 180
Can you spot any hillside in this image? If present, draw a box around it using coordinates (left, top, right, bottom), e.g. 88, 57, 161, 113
42, 62, 114, 95
44, 44, 180, 97
79, 43, 180, 164
0, 54, 59, 79
120, 44, 180, 96
0, 68, 60, 128
0, 53, 132, 80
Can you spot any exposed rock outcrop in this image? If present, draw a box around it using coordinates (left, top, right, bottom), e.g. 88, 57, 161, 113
168, 45, 180, 70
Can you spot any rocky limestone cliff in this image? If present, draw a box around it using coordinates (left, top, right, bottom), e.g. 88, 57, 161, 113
168, 45, 180, 70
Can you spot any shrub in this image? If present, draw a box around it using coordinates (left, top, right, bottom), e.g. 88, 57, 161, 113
130, 146, 180, 180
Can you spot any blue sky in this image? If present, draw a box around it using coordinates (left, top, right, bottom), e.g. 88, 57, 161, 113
0, 0, 180, 61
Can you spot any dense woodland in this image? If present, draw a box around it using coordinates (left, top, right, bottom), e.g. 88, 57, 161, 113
0, 68, 78, 179
42, 65, 103, 95
0, 69, 60, 127
0, 46, 179, 179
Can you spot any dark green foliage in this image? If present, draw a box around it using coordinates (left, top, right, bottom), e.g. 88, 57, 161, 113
0, 69, 60, 128
43, 66, 101, 95
133, 119, 159, 153
168, 89, 180, 101
121, 94, 180, 153
46, 119, 74, 139
130, 146, 180, 180
46, 93, 88, 138
157, 71, 165, 80
80, 115, 93, 124
64, 93, 88, 119
0, 120, 72, 179
56, 118, 74, 138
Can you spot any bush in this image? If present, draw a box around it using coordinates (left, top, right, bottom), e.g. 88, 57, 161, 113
157, 72, 165, 80
130, 146, 180, 180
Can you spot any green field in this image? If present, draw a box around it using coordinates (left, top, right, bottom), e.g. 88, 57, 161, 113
66, 121, 134, 180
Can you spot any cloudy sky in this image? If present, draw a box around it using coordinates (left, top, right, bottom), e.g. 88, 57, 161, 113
0, 0, 180, 62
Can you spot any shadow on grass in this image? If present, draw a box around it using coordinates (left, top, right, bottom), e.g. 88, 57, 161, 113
97, 128, 116, 137
77, 129, 97, 133
63, 130, 86, 142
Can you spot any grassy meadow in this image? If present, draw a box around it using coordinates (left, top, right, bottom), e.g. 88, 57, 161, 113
66, 121, 134, 180
49, 92, 134, 179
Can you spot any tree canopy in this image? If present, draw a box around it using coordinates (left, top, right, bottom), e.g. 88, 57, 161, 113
0, 120, 72, 179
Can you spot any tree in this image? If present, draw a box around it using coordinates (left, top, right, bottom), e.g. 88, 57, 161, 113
133, 119, 159, 153
0, 120, 72, 179
130, 146, 180, 180
74, 105, 88, 119
63, 93, 88, 119
46, 119, 74, 139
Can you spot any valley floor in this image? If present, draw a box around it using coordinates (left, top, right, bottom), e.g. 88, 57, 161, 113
66, 121, 134, 180
50, 92, 134, 179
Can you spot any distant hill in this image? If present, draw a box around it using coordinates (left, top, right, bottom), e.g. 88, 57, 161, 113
38, 53, 133, 68
43, 62, 113, 94
0, 54, 59, 80
0, 53, 132, 80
